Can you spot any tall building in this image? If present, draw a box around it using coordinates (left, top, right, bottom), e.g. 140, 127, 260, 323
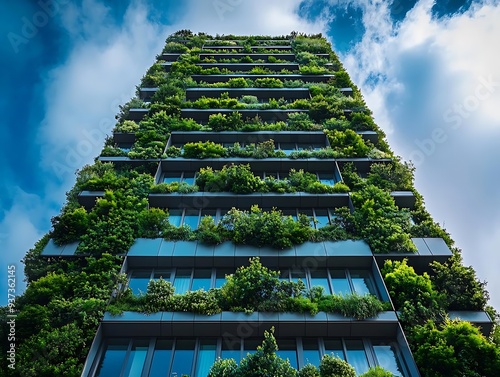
12, 31, 497, 377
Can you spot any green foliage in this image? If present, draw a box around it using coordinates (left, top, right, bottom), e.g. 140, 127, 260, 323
254, 77, 284, 88
382, 259, 444, 325
196, 216, 225, 244
136, 208, 170, 238
183, 140, 227, 158
430, 253, 488, 311
221, 206, 313, 249
350, 185, 416, 253
235, 327, 299, 377
227, 77, 249, 88
319, 354, 356, 377
287, 112, 316, 130
292, 36, 331, 54
50, 207, 89, 245
113, 119, 139, 133
240, 95, 259, 104
208, 358, 238, 377
169, 289, 222, 315
299, 364, 320, 377
359, 366, 395, 377
207, 112, 244, 131
163, 41, 189, 53
325, 129, 371, 157
143, 278, 175, 312
16, 323, 87, 377
367, 161, 414, 191
317, 293, 385, 320
411, 320, 500, 377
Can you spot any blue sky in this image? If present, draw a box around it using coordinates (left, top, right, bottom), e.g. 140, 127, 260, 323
1, 0, 499, 309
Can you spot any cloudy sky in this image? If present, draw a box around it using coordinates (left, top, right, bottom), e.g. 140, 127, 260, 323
1, 0, 499, 310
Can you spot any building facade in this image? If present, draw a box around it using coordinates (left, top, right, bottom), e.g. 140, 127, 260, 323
37, 32, 494, 377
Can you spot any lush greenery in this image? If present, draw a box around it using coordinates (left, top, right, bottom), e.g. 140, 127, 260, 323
109, 257, 387, 320
2, 31, 498, 377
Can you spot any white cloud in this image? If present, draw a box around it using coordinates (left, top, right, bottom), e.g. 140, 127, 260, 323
339, 0, 500, 309
0, 188, 51, 300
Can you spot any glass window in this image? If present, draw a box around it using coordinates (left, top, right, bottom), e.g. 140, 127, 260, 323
279, 270, 290, 282
330, 270, 351, 296
170, 340, 195, 377
183, 210, 200, 230
345, 340, 369, 375
302, 339, 321, 367
323, 339, 345, 360
221, 338, 241, 363
191, 269, 212, 291
169, 210, 183, 227
314, 209, 330, 229
215, 269, 232, 288
174, 269, 192, 294
148, 340, 173, 377
290, 269, 306, 284
163, 173, 181, 184
276, 339, 298, 369
318, 173, 336, 186
153, 270, 171, 281
244, 339, 262, 357
373, 342, 404, 377
201, 210, 217, 224
96, 339, 128, 377
310, 270, 331, 294
280, 142, 296, 155
350, 270, 376, 296
122, 339, 149, 377
195, 340, 217, 377
182, 173, 196, 185
129, 271, 151, 296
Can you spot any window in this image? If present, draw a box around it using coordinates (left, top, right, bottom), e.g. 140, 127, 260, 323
163, 172, 181, 184
183, 209, 200, 229
122, 339, 148, 377
309, 270, 331, 294
191, 269, 212, 291
173, 269, 192, 294
171, 340, 195, 376
317, 173, 336, 186
128, 270, 171, 296
96, 339, 128, 377
313, 209, 331, 229
95, 337, 409, 376
148, 340, 173, 377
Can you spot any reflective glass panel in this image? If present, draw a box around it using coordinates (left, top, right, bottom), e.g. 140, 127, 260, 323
174, 269, 192, 294
215, 269, 232, 288
191, 269, 212, 291
290, 270, 306, 284
195, 340, 217, 377
314, 209, 330, 229
183, 210, 200, 230
153, 270, 171, 281
350, 270, 376, 296
310, 270, 331, 294
96, 339, 128, 377
276, 339, 298, 369
330, 270, 351, 296
280, 142, 296, 155
302, 339, 321, 367
129, 271, 151, 296
182, 173, 195, 185
170, 340, 195, 377
323, 339, 345, 360
222, 338, 241, 363
163, 173, 181, 184
345, 340, 369, 375
123, 339, 148, 377
244, 339, 262, 357
318, 173, 336, 186
169, 210, 182, 227
148, 340, 173, 377
373, 343, 404, 377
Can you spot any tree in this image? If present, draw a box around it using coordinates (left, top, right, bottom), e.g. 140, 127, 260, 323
319, 354, 356, 377
411, 320, 500, 377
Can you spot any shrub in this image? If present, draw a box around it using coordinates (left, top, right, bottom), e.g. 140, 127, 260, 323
319, 354, 356, 377
143, 278, 174, 312
169, 289, 222, 315
299, 364, 320, 377
254, 77, 284, 88
114, 119, 139, 133
325, 129, 371, 157
359, 366, 394, 377
136, 208, 170, 238
240, 95, 259, 104
208, 358, 238, 377
51, 207, 89, 245
227, 77, 249, 88
183, 141, 227, 158
317, 294, 385, 320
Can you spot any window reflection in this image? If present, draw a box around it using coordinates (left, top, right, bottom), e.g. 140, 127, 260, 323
345, 340, 370, 375
171, 340, 195, 377
96, 339, 128, 377
148, 340, 173, 377
276, 339, 298, 369
123, 339, 148, 377
302, 339, 321, 367
195, 340, 217, 377
373, 342, 404, 377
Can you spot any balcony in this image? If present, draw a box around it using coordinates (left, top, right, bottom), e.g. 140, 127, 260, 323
185, 87, 310, 101
179, 108, 308, 123
196, 62, 300, 72
199, 53, 296, 61
191, 74, 335, 83
158, 53, 182, 61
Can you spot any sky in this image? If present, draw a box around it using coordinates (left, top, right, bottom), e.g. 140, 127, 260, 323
1, 0, 499, 310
